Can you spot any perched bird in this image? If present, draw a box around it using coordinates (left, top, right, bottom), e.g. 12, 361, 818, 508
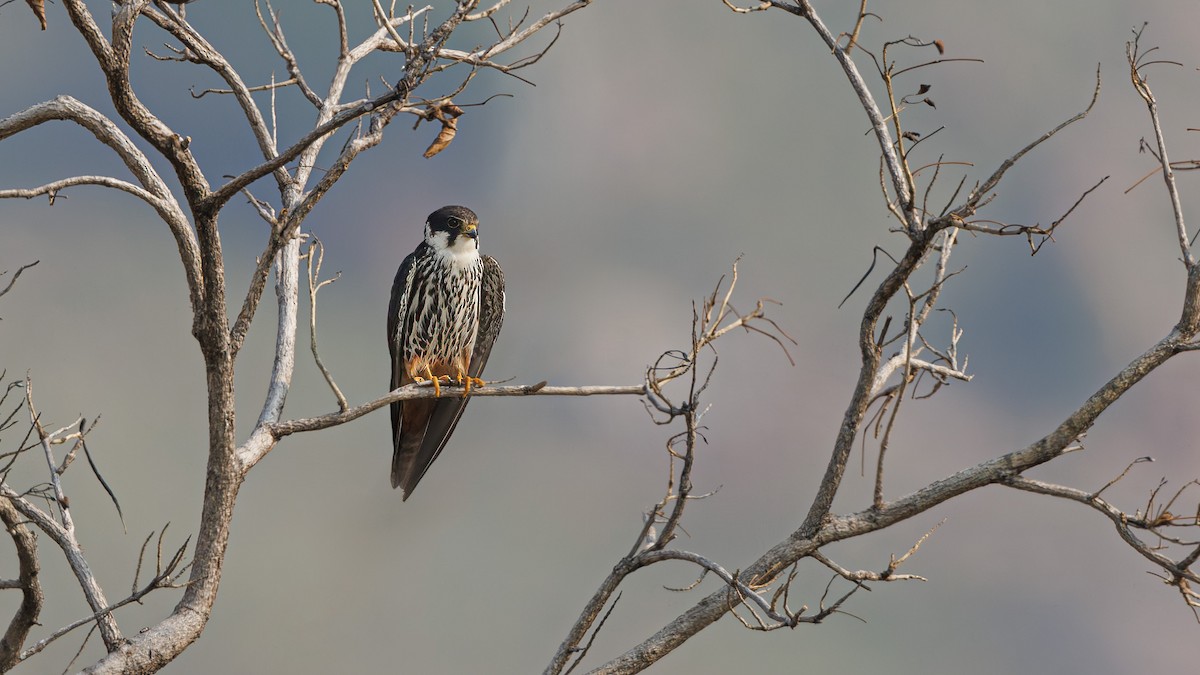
388, 205, 505, 499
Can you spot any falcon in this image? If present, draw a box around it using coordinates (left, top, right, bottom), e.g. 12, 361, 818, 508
388, 205, 505, 500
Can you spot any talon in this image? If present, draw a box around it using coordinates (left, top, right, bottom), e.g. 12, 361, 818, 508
421, 365, 443, 398
456, 373, 487, 398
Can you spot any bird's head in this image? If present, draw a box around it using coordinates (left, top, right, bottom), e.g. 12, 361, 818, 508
425, 205, 479, 253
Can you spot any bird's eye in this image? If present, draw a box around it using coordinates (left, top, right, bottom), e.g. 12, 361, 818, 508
446, 216, 463, 229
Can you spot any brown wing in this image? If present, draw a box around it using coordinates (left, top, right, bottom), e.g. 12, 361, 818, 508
396, 255, 505, 500
392, 383, 438, 495
389, 249, 432, 492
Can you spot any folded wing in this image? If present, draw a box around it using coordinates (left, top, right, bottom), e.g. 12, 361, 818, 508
391, 255, 505, 499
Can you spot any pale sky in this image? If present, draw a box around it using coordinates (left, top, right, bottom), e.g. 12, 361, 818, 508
2, 1, 1198, 673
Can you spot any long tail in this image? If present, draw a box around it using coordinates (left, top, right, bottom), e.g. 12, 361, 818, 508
391, 398, 437, 499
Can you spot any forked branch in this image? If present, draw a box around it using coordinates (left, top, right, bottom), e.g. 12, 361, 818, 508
1127, 27, 1194, 267
1003, 473, 1200, 617
547, 265, 795, 674
584, 8, 1196, 675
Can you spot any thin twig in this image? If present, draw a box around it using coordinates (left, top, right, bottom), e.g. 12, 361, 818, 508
303, 237, 348, 411
1128, 30, 1194, 267
0, 261, 39, 299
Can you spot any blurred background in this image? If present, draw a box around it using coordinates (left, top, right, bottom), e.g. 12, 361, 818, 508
2, 1, 1199, 672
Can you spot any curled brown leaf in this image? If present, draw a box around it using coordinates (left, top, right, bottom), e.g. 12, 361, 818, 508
26, 0, 47, 30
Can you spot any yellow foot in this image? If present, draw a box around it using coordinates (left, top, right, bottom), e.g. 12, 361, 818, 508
414, 373, 451, 397
456, 375, 487, 398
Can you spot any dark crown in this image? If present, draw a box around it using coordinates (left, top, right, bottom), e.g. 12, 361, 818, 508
428, 205, 478, 234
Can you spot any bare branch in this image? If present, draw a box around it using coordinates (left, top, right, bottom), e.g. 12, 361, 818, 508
16, 530, 189, 663
952, 175, 1110, 255
765, 0, 915, 228
190, 77, 300, 100
313, 0, 349, 59
59, 0, 212, 207
252, 237, 300, 434
252, 0, 322, 106
0, 497, 42, 672
937, 65, 1101, 228
3, 1, 600, 673
590, 266, 1200, 672
303, 237, 348, 412
838, 0, 872, 53
547, 265, 794, 672
547, 560, 630, 675
0, 174, 161, 206
143, 2, 290, 192
0, 261, 39, 300
26, 1, 1195, 673
467, 0, 514, 21
639, 549, 801, 628
263, 382, 644, 441
721, 0, 772, 15
1127, 31, 1194, 267
1003, 475, 1199, 587
22, 379, 122, 649
388, 1, 593, 79
562, 592, 621, 675
229, 223, 282, 359
0, 96, 199, 310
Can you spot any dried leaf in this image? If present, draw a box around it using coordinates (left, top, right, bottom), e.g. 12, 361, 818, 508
934, 39, 945, 54
916, 83, 932, 95
423, 120, 458, 158
422, 103, 465, 159
1150, 511, 1174, 527
26, 0, 47, 30
923, 97, 937, 109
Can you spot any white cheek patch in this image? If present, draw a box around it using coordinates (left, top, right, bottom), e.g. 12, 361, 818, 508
425, 227, 480, 271
426, 229, 451, 250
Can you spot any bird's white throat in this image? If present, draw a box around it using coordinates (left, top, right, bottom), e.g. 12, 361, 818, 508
425, 228, 481, 270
